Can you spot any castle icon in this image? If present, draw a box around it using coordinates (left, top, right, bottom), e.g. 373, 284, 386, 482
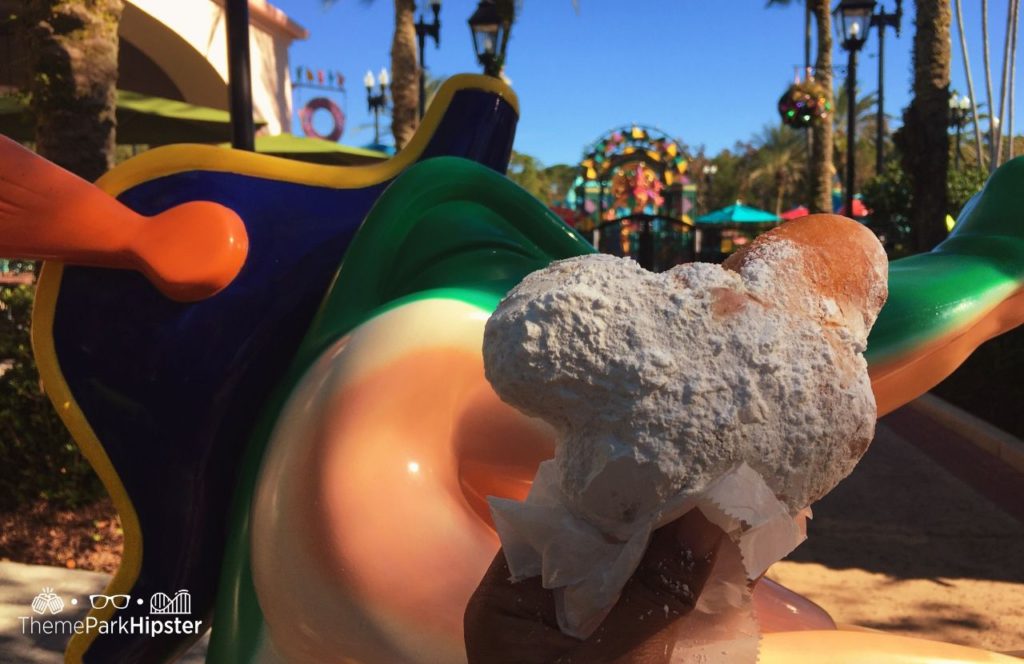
149, 589, 191, 615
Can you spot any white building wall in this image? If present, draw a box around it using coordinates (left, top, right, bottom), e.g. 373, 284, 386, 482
123, 0, 305, 135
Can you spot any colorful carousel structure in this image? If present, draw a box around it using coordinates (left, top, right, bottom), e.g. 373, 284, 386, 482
568, 125, 695, 271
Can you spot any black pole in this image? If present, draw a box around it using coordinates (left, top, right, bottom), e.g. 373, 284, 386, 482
225, 0, 254, 151
416, 5, 440, 119
876, 21, 885, 174
846, 49, 858, 218
804, 1, 812, 72
805, 1, 813, 158
955, 123, 962, 170
418, 30, 427, 119
706, 172, 714, 213
639, 219, 654, 270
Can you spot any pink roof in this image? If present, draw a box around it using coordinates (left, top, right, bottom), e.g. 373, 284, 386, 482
780, 205, 809, 221
837, 199, 871, 217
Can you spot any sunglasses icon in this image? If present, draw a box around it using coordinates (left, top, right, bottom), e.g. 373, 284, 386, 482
88, 594, 131, 609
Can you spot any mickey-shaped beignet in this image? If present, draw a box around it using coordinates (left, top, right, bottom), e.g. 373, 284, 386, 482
485, 214, 886, 525
482, 215, 887, 636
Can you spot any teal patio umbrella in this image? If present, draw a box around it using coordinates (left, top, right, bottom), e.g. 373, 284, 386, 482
696, 202, 781, 224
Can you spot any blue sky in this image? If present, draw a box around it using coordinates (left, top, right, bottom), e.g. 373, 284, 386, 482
276, 0, 1024, 166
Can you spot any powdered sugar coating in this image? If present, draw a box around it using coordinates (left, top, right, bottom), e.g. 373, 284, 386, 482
483, 247, 883, 535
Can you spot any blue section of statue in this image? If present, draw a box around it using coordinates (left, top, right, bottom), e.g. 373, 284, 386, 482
47, 87, 518, 663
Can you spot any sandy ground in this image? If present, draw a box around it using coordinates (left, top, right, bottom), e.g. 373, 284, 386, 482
766, 420, 1024, 655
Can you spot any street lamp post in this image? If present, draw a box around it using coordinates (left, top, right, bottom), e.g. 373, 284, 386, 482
870, 0, 902, 174
225, 0, 255, 150
698, 164, 718, 259
701, 163, 718, 214
468, 0, 511, 77
364, 68, 389, 146
834, 0, 873, 218
415, 0, 442, 119
949, 93, 972, 171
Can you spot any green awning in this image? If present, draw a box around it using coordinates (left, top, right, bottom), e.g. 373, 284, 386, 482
231, 134, 389, 166
696, 202, 780, 224
0, 90, 266, 145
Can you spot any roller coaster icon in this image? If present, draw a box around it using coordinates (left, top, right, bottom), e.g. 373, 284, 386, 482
149, 590, 191, 615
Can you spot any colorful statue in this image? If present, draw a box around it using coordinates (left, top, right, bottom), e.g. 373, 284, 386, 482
0, 75, 1022, 663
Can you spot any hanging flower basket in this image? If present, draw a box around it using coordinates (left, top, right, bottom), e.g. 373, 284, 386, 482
778, 80, 831, 128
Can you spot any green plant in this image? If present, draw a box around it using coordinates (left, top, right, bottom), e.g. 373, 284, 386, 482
0, 281, 104, 510
862, 159, 913, 257
948, 166, 989, 217
863, 155, 989, 258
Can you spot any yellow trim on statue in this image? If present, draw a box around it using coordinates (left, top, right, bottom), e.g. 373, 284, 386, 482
97, 74, 519, 194
32, 264, 144, 664
30, 73, 517, 663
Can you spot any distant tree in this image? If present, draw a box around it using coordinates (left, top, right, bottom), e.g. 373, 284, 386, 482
327, 0, 418, 149
953, 0, 986, 168
389, 0, 418, 149
541, 163, 577, 205
747, 124, 806, 215
704, 146, 752, 212
507, 151, 547, 200
808, 0, 834, 213
24, 0, 124, 181
833, 83, 883, 190
506, 151, 576, 206
766, 0, 833, 213
953, 0, 1021, 171
896, 0, 951, 252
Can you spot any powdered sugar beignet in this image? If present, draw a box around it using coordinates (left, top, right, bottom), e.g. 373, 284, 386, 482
483, 215, 888, 534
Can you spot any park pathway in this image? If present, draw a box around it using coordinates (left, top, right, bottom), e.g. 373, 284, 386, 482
770, 402, 1024, 655
1, 397, 1022, 661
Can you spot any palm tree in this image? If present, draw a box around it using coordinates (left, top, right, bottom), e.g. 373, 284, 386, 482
808, 0, 834, 214
954, 0, 1020, 170
765, 0, 833, 213
832, 83, 881, 185
748, 124, 806, 215
24, 0, 124, 181
1009, 0, 1020, 159
994, 0, 1020, 164
327, 1, 418, 150
953, 0, 986, 169
765, 0, 813, 75
389, 0, 418, 149
897, 0, 951, 252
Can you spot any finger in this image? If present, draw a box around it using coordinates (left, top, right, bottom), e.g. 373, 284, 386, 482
465, 552, 580, 663
556, 510, 724, 663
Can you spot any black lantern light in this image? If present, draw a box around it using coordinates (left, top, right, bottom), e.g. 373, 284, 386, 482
870, 1, 902, 173
468, 0, 511, 77
364, 67, 389, 146
834, 0, 875, 51
415, 0, 442, 118
949, 93, 972, 170
834, 0, 875, 219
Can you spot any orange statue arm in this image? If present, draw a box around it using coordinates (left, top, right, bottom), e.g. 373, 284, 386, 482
0, 135, 247, 301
